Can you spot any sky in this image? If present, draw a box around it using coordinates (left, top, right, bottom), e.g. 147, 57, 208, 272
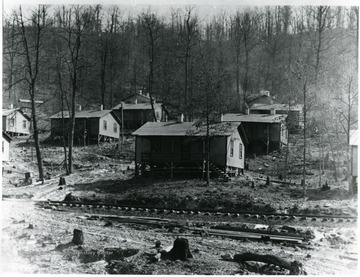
3, 0, 359, 12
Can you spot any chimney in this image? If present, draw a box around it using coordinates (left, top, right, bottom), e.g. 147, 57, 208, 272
100, 105, 103, 111
245, 108, 250, 115
134, 99, 138, 104
78, 105, 82, 111
10, 103, 13, 109
177, 114, 184, 123
139, 90, 142, 95
270, 108, 276, 115
147, 93, 150, 98
219, 113, 224, 122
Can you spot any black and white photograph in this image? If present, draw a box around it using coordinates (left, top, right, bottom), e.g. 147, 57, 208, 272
1, 0, 358, 275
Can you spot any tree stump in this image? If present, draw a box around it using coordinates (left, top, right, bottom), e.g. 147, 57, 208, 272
163, 238, 193, 261
265, 176, 270, 186
72, 229, 84, 245
58, 177, 66, 186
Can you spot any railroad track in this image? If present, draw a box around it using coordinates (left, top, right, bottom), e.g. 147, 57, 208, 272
32, 199, 358, 223
4, 197, 355, 244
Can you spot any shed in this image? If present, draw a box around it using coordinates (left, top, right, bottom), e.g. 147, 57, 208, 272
112, 99, 168, 132
132, 120, 248, 178
2, 131, 12, 161
50, 109, 121, 145
2, 108, 31, 136
223, 113, 287, 154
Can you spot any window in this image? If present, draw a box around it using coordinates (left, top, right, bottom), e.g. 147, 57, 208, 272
239, 143, 243, 159
23, 120, 27, 129
2, 141, 4, 153
113, 123, 117, 133
9, 118, 14, 127
103, 120, 107, 130
230, 140, 234, 157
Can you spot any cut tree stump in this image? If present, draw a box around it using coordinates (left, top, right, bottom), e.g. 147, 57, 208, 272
72, 229, 84, 245
161, 237, 193, 261
233, 252, 306, 275
58, 177, 66, 186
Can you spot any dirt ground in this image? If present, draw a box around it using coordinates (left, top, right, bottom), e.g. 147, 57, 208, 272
1, 134, 358, 275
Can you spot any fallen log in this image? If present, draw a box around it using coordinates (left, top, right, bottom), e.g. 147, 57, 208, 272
233, 253, 306, 275
254, 177, 298, 186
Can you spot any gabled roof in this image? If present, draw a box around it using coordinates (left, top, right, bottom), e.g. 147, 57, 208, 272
132, 121, 241, 137
50, 110, 121, 125
2, 108, 31, 121
250, 103, 303, 111
2, 131, 12, 142
121, 92, 155, 102
223, 113, 287, 123
112, 102, 162, 110
350, 130, 359, 146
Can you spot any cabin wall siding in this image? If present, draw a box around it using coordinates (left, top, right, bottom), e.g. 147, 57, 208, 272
99, 113, 119, 138
226, 130, 244, 169
2, 137, 10, 161
351, 146, 358, 177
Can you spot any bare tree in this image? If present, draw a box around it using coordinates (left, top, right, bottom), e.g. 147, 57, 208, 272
55, 5, 96, 174
15, 5, 49, 181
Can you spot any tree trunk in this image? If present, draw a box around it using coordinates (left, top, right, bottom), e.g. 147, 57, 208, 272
233, 253, 306, 275
30, 90, 44, 181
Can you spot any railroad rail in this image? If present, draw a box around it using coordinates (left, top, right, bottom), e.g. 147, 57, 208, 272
4, 197, 355, 244
32, 199, 358, 223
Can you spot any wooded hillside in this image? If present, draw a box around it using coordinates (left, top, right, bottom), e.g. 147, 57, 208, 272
2, 5, 358, 126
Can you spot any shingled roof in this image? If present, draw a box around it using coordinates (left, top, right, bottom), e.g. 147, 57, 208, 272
250, 103, 303, 111
112, 102, 162, 110
132, 121, 241, 137
2, 108, 31, 121
50, 109, 121, 124
223, 113, 287, 123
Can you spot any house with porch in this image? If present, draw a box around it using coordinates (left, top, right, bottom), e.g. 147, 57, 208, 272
2, 107, 31, 136
132, 118, 248, 178
50, 108, 121, 145
222, 112, 287, 154
112, 92, 168, 132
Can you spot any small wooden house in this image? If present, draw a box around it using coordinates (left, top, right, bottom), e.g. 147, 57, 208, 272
2, 108, 31, 136
249, 103, 303, 132
2, 131, 12, 161
350, 130, 358, 193
50, 109, 121, 144
223, 113, 287, 154
132, 120, 248, 178
246, 90, 280, 108
112, 92, 168, 132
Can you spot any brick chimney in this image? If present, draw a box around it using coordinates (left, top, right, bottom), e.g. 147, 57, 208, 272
100, 105, 103, 111
177, 114, 184, 123
270, 108, 276, 115
78, 105, 82, 111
